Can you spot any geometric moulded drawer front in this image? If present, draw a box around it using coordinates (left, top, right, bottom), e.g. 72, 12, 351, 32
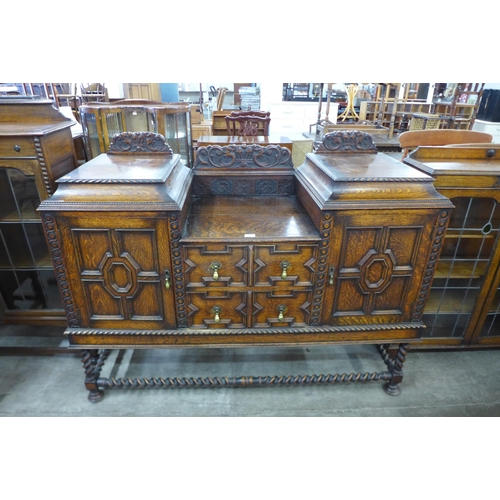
332, 224, 423, 322
183, 244, 249, 288
72, 227, 165, 324
253, 243, 318, 287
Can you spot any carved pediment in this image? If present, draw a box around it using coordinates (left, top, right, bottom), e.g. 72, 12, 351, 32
194, 145, 294, 169
314, 130, 377, 154
108, 132, 173, 155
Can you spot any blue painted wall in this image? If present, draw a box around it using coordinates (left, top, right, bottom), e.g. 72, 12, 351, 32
160, 83, 179, 102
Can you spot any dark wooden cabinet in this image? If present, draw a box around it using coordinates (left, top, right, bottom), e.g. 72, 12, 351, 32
39, 131, 452, 401
405, 145, 500, 348
0, 97, 78, 326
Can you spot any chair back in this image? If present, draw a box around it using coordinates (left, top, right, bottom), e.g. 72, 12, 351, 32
230, 110, 270, 118
225, 114, 271, 136
399, 129, 493, 159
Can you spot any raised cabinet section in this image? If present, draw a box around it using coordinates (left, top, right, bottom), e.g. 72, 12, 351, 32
0, 97, 78, 326
405, 145, 500, 347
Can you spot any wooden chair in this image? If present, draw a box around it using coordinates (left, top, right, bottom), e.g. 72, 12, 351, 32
225, 114, 271, 136
80, 83, 107, 103
399, 129, 493, 159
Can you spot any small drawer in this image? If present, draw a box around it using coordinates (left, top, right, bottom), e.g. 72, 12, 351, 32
252, 291, 313, 328
253, 244, 319, 287
0, 137, 36, 158
186, 291, 247, 328
0, 137, 37, 157
183, 244, 249, 288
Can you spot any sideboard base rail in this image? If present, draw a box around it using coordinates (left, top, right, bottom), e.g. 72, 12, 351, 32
80, 343, 409, 403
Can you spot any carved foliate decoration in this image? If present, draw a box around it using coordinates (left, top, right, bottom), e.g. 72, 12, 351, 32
194, 145, 294, 169
193, 178, 295, 196
108, 132, 173, 155
314, 130, 377, 154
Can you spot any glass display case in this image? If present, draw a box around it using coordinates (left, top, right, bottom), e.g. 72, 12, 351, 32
423, 196, 500, 340
80, 101, 193, 167
405, 145, 500, 348
0, 97, 78, 326
0, 169, 61, 312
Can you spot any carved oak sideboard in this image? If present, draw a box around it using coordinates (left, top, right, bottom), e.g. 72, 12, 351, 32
38, 131, 453, 402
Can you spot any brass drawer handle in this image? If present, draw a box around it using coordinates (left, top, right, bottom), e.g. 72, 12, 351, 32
212, 306, 221, 323
277, 304, 287, 321
164, 269, 171, 290
280, 260, 291, 279
328, 266, 335, 286
210, 261, 222, 281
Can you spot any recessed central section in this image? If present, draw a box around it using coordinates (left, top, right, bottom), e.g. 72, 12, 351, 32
358, 251, 394, 294
100, 255, 139, 297
109, 262, 133, 293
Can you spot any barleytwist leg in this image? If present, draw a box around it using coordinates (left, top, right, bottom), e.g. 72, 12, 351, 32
81, 349, 111, 403
380, 343, 409, 396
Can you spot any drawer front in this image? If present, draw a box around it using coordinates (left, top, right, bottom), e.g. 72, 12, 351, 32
253, 290, 313, 328
253, 243, 318, 287
183, 244, 249, 287
0, 137, 37, 157
187, 291, 247, 328
182, 242, 319, 328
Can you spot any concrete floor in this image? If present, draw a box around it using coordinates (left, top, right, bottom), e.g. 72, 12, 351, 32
1, 323, 500, 416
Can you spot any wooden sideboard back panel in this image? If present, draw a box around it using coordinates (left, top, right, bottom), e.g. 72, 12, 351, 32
192, 144, 295, 197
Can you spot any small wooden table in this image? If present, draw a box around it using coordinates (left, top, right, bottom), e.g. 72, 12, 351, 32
197, 135, 293, 152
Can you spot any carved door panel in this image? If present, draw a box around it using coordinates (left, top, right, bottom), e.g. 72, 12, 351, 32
253, 290, 312, 328
57, 216, 175, 329
183, 244, 249, 288
324, 211, 436, 326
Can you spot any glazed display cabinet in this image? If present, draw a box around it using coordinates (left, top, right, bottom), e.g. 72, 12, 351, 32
405, 145, 500, 347
80, 100, 193, 167
0, 97, 78, 326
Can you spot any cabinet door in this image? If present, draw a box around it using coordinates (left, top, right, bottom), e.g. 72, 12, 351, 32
57, 215, 175, 329
427, 196, 500, 345
0, 168, 63, 314
124, 83, 161, 101
324, 211, 437, 326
